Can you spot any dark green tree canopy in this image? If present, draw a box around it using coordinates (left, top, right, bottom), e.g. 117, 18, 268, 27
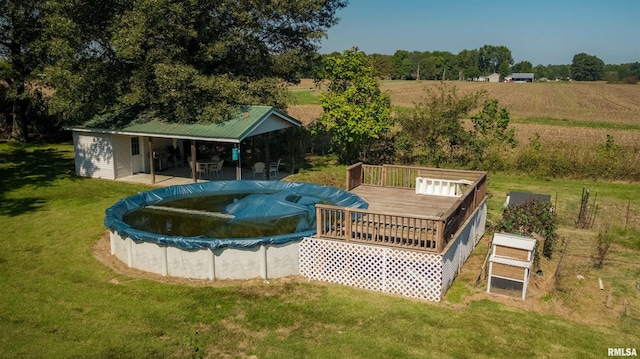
45, 0, 346, 126
571, 53, 605, 81
0, 0, 50, 141
317, 47, 392, 164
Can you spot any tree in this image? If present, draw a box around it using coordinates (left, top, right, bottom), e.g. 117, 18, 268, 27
45, 0, 347, 126
391, 50, 413, 79
512, 60, 533, 73
316, 48, 392, 164
370, 53, 394, 79
468, 99, 518, 170
456, 49, 480, 80
571, 53, 604, 81
396, 84, 484, 167
0, 0, 49, 141
478, 45, 513, 76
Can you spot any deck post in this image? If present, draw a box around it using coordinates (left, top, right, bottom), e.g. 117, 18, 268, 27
436, 220, 445, 251
345, 169, 351, 191
316, 207, 322, 238
345, 209, 352, 242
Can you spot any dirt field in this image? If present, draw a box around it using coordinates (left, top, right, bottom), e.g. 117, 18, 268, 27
288, 79, 640, 147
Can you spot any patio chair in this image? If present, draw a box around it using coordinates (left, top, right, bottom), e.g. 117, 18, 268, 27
269, 158, 281, 179
196, 162, 208, 179
252, 162, 266, 179
210, 159, 224, 177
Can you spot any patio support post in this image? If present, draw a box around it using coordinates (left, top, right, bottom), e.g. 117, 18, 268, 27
191, 140, 197, 182
264, 132, 271, 180
235, 143, 242, 180
148, 137, 155, 185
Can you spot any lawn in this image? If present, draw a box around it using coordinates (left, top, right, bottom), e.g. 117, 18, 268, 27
1, 142, 638, 358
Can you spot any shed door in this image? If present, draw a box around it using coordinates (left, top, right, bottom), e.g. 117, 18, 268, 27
131, 137, 144, 174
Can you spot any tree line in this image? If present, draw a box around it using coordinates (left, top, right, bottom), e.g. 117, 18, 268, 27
0, 0, 347, 142
1, 0, 637, 145
308, 47, 640, 83
311, 48, 640, 182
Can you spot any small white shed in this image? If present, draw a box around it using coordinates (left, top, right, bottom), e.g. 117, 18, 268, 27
487, 233, 537, 300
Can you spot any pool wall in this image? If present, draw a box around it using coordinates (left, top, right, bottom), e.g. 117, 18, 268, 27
110, 230, 300, 280
106, 180, 368, 280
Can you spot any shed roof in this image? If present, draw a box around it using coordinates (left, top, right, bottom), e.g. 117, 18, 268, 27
505, 192, 551, 207
492, 233, 537, 251
510, 73, 534, 79
67, 106, 301, 143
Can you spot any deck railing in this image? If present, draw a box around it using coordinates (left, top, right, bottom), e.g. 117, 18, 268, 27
323, 163, 487, 253
316, 205, 444, 252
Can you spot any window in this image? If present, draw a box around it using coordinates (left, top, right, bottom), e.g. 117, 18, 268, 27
131, 137, 140, 156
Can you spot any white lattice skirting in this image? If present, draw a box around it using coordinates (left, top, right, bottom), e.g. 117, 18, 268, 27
300, 201, 487, 302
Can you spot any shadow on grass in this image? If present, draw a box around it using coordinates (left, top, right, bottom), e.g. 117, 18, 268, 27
0, 142, 76, 216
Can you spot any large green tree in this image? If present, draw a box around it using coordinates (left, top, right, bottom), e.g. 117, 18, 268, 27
0, 0, 49, 141
45, 0, 346, 126
468, 99, 517, 170
396, 84, 484, 167
571, 53, 604, 81
317, 47, 392, 164
478, 45, 513, 77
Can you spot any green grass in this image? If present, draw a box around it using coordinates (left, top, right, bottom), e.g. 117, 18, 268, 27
289, 89, 322, 105
511, 117, 640, 131
1, 142, 639, 358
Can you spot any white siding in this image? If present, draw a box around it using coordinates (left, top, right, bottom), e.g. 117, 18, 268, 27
244, 114, 293, 138
72, 132, 115, 179
112, 134, 132, 179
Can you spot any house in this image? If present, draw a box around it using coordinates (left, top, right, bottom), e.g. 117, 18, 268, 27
66, 106, 301, 183
487, 73, 501, 82
476, 73, 501, 82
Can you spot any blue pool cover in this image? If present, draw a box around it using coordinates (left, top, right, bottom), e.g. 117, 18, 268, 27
105, 180, 368, 250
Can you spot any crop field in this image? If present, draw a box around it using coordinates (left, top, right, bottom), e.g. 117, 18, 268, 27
287, 79, 640, 148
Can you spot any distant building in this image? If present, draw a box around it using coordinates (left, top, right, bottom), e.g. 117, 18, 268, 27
510, 73, 535, 82
488, 73, 501, 82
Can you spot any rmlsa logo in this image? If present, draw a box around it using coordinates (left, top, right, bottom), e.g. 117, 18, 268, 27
608, 348, 638, 357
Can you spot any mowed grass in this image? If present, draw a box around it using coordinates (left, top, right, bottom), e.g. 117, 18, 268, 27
1, 142, 639, 358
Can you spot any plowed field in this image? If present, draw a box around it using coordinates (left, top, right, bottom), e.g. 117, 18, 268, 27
288, 79, 640, 147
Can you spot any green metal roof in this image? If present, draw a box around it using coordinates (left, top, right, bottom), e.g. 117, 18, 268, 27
69, 106, 301, 143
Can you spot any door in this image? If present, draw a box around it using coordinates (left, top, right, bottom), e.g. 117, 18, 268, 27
130, 136, 144, 173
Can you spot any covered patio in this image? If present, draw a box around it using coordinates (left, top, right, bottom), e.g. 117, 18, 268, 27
68, 106, 300, 185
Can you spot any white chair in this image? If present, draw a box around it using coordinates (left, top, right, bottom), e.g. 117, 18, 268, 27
196, 162, 208, 179
210, 159, 224, 177
252, 162, 266, 179
269, 158, 281, 179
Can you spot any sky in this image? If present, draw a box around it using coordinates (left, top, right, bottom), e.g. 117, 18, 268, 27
319, 0, 640, 65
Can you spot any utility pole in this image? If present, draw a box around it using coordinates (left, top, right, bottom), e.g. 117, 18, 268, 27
417, 64, 420, 81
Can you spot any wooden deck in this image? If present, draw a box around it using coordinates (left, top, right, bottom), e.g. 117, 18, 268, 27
349, 185, 458, 218
315, 163, 488, 253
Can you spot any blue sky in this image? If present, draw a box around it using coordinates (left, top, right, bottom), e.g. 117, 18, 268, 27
319, 0, 639, 65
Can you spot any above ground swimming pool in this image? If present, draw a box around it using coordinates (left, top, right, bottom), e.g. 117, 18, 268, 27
106, 180, 368, 280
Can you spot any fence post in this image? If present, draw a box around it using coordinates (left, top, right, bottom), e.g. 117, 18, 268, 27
316, 207, 322, 238
345, 209, 352, 242
381, 165, 387, 187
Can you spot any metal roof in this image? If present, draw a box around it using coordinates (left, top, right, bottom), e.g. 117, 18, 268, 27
67, 106, 301, 143
510, 73, 535, 79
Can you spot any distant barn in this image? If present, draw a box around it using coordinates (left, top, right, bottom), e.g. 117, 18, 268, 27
510, 73, 534, 82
